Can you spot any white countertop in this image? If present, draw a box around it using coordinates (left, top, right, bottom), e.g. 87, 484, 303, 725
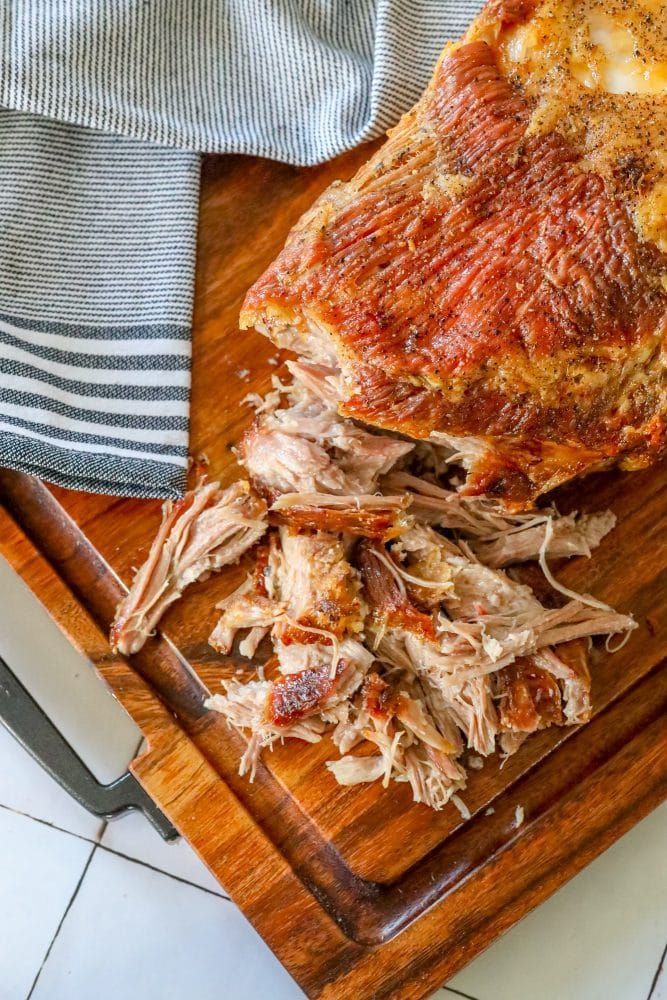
0, 554, 664, 1000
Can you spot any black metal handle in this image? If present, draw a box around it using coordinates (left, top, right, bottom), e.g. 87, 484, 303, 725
0, 653, 177, 840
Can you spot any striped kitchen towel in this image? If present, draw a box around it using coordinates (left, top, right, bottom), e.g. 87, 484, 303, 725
0, 113, 200, 498
0, 0, 481, 498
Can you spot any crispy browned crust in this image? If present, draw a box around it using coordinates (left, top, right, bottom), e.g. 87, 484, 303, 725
357, 540, 438, 641
496, 656, 564, 732
265, 657, 357, 727
270, 504, 405, 539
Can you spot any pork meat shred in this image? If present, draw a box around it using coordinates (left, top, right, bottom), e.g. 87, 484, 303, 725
206, 525, 374, 775
111, 480, 267, 655
356, 528, 632, 755
383, 472, 617, 568
205, 677, 326, 779
240, 361, 413, 499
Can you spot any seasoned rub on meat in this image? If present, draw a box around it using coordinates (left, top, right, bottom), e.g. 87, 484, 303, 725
209, 537, 284, 656
204, 674, 327, 779
267, 651, 373, 728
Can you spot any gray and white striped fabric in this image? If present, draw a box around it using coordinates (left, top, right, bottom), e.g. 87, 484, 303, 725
0, 0, 481, 498
0, 112, 199, 497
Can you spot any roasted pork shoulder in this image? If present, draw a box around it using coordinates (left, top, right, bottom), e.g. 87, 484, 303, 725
241, 0, 667, 508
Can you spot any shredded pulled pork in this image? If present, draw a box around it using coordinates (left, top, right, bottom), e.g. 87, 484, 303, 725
110, 480, 267, 655
215, 372, 635, 815
327, 672, 467, 811
204, 370, 634, 812
383, 472, 617, 568
205, 676, 326, 779
117, 371, 634, 814
206, 524, 374, 776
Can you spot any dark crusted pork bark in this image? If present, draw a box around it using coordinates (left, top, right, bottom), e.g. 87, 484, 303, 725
240, 1, 667, 508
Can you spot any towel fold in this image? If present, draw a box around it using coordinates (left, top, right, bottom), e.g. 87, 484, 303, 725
0, 0, 481, 498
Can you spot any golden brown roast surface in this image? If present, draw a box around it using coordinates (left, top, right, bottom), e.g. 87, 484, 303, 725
242, 0, 667, 507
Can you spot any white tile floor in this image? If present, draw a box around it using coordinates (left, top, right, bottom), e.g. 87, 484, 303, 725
0, 555, 664, 1000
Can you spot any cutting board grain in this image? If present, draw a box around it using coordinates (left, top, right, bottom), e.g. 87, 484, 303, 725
0, 149, 666, 999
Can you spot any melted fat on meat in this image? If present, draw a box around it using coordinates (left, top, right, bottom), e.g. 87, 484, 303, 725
495, 656, 565, 733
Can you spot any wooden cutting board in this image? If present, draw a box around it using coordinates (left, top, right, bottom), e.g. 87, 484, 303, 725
0, 149, 666, 999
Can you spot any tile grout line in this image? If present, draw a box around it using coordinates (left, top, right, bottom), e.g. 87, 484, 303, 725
26, 840, 98, 1000
99, 733, 230, 899
94, 840, 231, 900
441, 986, 483, 1000
648, 938, 667, 999
0, 801, 100, 844
0, 802, 229, 900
